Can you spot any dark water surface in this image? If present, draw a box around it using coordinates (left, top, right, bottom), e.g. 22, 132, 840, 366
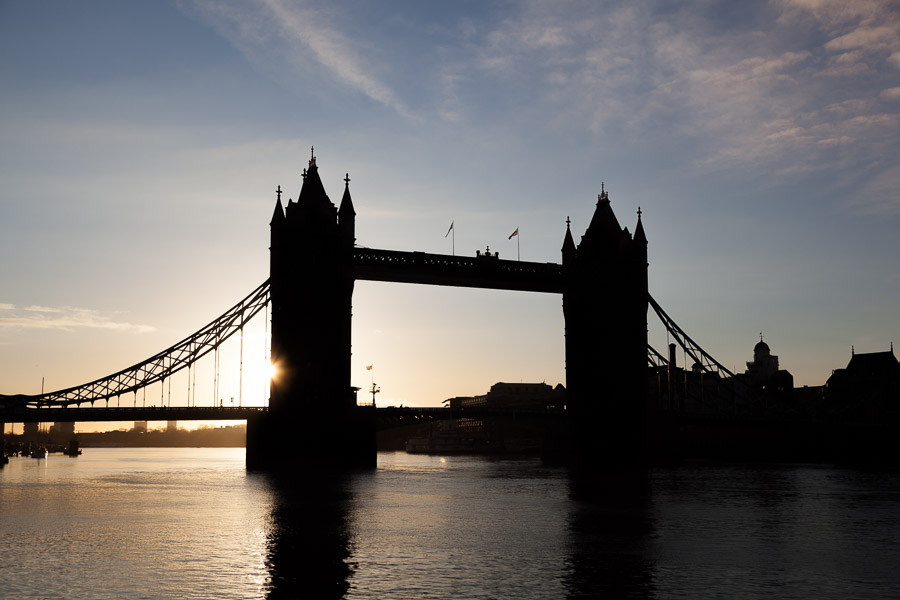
2, 448, 899, 598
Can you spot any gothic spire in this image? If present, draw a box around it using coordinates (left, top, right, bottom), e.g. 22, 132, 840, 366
339, 172, 356, 244
339, 173, 355, 218
562, 215, 576, 263
633, 206, 647, 246
579, 184, 623, 256
270, 184, 285, 226
293, 148, 337, 225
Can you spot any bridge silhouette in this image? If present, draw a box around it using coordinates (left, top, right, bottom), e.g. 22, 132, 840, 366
1, 152, 740, 469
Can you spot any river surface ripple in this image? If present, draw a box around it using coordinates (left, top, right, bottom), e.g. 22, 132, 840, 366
1, 448, 899, 599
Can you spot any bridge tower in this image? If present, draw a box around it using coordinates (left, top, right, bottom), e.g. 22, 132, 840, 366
246, 151, 375, 470
561, 186, 648, 467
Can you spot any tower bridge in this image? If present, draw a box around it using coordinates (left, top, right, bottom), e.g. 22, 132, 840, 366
1, 152, 738, 470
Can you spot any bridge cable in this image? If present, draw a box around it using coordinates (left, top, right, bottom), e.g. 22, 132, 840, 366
213, 342, 219, 407
1, 280, 270, 409
649, 293, 753, 413
263, 300, 268, 408
648, 293, 735, 378
239, 318, 244, 408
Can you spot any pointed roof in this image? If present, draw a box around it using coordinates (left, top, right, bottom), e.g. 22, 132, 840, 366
338, 172, 355, 218
846, 350, 900, 377
578, 183, 631, 257
562, 216, 576, 258
270, 185, 285, 226
634, 206, 647, 246
270, 196, 285, 226
584, 184, 622, 241
289, 147, 337, 225
297, 156, 333, 211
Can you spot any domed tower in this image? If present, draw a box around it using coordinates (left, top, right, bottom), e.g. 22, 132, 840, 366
753, 339, 771, 365
746, 334, 782, 385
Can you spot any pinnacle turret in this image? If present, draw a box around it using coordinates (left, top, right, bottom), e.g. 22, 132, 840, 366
634, 206, 647, 246
562, 216, 576, 264
270, 185, 286, 226
338, 172, 356, 245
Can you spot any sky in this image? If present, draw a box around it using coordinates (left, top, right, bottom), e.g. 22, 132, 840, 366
1, 0, 898, 432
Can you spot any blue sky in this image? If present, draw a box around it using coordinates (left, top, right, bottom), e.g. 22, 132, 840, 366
1, 0, 898, 429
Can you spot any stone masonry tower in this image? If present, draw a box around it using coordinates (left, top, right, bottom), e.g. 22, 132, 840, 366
247, 150, 374, 470
562, 185, 648, 466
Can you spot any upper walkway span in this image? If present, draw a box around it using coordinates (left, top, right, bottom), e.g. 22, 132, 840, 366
353, 248, 564, 293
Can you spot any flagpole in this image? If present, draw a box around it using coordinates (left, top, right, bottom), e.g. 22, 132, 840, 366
446, 220, 455, 256
509, 226, 520, 260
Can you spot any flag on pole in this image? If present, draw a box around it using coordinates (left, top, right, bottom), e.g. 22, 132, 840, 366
366, 365, 373, 370
508, 227, 519, 240
445, 221, 454, 237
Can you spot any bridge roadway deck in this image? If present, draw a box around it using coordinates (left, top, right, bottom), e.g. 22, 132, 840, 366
1, 406, 563, 425
353, 248, 564, 293
0, 406, 268, 423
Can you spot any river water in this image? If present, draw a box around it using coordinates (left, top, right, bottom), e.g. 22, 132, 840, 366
2, 448, 899, 599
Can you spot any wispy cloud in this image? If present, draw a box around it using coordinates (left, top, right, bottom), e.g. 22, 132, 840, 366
182, 0, 412, 117
847, 164, 900, 216
177, 0, 899, 214
23, 305, 63, 313
0, 305, 155, 333
466, 0, 899, 211
880, 87, 900, 101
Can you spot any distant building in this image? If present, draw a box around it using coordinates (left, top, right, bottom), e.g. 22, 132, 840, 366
826, 345, 900, 420
649, 337, 795, 415
166, 421, 177, 433
49, 421, 75, 441
744, 336, 793, 393
23, 422, 40, 441
133, 421, 148, 433
443, 381, 564, 436
444, 382, 565, 411
407, 382, 565, 454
